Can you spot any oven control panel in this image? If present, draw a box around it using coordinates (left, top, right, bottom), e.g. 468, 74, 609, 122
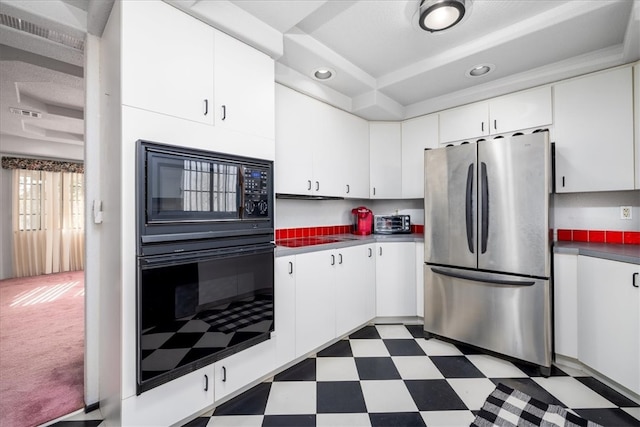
243, 166, 270, 217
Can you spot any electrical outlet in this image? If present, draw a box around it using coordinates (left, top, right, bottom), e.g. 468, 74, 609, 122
621, 206, 632, 220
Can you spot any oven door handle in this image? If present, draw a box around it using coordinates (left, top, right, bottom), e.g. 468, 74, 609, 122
140, 243, 275, 266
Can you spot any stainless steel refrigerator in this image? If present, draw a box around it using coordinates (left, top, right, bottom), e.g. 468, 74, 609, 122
423, 132, 552, 374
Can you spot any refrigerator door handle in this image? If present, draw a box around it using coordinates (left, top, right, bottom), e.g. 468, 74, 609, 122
480, 162, 489, 254
465, 163, 474, 253
430, 267, 535, 286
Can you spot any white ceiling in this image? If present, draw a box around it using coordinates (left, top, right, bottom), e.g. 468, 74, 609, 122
0, 0, 638, 157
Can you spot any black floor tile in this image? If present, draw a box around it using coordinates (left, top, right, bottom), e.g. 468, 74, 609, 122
454, 342, 485, 355
317, 340, 352, 357
213, 382, 271, 415
575, 377, 640, 408
404, 379, 469, 411
262, 414, 316, 427
405, 324, 425, 339
273, 358, 316, 382
430, 356, 485, 378
317, 381, 367, 413
490, 378, 566, 407
180, 417, 209, 427
369, 412, 426, 427
574, 408, 640, 427
49, 422, 103, 427
355, 357, 402, 380
511, 362, 568, 377
349, 325, 381, 339
383, 339, 426, 356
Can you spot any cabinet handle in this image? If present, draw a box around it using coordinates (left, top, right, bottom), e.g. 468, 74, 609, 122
368, 248, 372, 257
331, 254, 335, 265
494, 119, 497, 130
346, 184, 350, 194
288, 261, 293, 275
222, 104, 227, 121
307, 180, 312, 191
379, 247, 382, 256
315, 181, 320, 191
222, 366, 227, 382
481, 121, 484, 132
204, 374, 209, 391
204, 99, 209, 116
562, 176, 565, 187
633, 272, 639, 288
373, 187, 376, 196
338, 253, 343, 264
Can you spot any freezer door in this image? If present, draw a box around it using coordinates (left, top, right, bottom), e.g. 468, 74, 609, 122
424, 265, 552, 368
477, 133, 550, 277
424, 144, 477, 269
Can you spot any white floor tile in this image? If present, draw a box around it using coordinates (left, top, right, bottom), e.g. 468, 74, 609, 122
208, 415, 264, 427
391, 356, 444, 379
264, 382, 316, 415
532, 377, 616, 409
360, 380, 418, 413
622, 407, 640, 421
466, 354, 528, 378
349, 339, 390, 357
420, 410, 476, 426
316, 357, 360, 381
446, 378, 498, 411
416, 338, 463, 356
375, 324, 414, 339
316, 413, 372, 427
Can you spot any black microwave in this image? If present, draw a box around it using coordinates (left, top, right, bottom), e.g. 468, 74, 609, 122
136, 140, 274, 255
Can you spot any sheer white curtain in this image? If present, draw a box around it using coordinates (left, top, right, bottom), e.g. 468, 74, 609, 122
12, 169, 84, 277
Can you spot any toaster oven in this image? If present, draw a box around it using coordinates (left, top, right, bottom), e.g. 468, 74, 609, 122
374, 215, 411, 234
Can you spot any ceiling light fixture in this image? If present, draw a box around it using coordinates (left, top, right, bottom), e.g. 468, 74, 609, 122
466, 63, 494, 77
419, 0, 467, 32
312, 68, 335, 81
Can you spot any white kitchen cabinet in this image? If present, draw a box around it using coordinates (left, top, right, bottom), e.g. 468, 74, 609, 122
336, 244, 376, 337
294, 250, 337, 357
439, 102, 489, 143
553, 253, 579, 359
415, 243, 424, 318
214, 339, 275, 402
275, 85, 369, 198
121, 364, 214, 426
121, 0, 214, 126
439, 86, 552, 144
553, 66, 634, 192
634, 64, 640, 190
274, 256, 296, 368
214, 31, 275, 140
401, 114, 439, 199
577, 256, 640, 394
375, 242, 416, 317
370, 122, 402, 199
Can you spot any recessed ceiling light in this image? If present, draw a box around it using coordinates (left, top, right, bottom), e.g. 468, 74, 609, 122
466, 64, 494, 77
419, 0, 468, 32
312, 68, 335, 81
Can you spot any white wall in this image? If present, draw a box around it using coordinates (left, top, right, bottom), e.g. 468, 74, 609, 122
553, 190, 640, 231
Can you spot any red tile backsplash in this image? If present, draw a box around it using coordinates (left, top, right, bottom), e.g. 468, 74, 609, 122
276, 223, 424, 244
554, 228, 638, 245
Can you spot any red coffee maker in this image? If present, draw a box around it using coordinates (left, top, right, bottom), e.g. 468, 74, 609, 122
352, 206, 373, 235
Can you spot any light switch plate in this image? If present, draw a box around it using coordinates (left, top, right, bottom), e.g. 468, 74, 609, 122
620, 206, 632, 220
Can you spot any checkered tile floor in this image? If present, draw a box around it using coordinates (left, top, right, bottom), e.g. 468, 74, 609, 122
52, 324, 640, 427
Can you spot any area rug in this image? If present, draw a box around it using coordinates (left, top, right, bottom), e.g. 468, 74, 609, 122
472, 383, 602, 427
0, 271, 85, 427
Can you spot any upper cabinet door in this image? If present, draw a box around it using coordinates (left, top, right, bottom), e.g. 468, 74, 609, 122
489, 87, 552, 134
121, 0, 214, 125
554, 67, 634, 193
370, 122, 402, 199
439, 102, 489, 144
336, 111, 369, 199
401, 114, 439, 199
214, 31, 275, 140
635, 64, 640, 190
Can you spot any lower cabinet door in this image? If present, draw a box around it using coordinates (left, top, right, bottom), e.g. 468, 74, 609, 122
121, 365, 214, 426
336, 244, 376, 336
376, 242, 416, 317
214, 339, 275, 402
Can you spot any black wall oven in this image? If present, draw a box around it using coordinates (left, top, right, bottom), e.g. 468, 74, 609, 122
136, 140, 274, 394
